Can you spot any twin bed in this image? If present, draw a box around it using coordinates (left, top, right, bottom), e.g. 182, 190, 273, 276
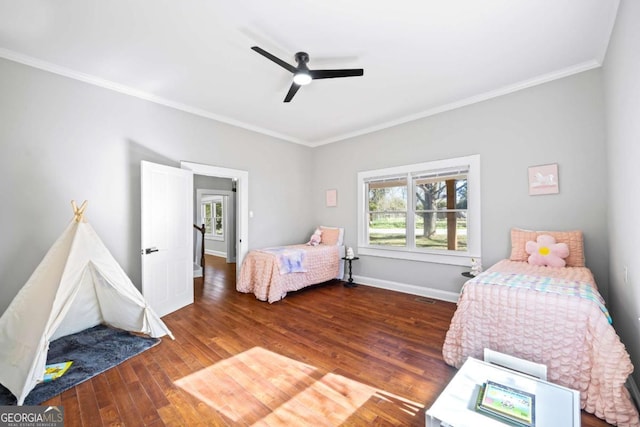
443, 229, 639, 427
237, 226, 345, 303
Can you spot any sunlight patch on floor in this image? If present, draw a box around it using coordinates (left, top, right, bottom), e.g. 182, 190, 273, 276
174, 346, 423, 425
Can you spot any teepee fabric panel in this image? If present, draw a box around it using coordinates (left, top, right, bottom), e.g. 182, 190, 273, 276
0, 221, 77, 405
50, 266, 102, 341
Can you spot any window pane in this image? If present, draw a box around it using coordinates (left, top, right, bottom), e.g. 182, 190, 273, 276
368, 179, 407, 247
415, 180, 447, 211
415, 212, 467, 251
415, 178, 467, 210
203, 202, 213, 234
214, 202, 223, 235
455, 179, 467, 209
203, 203, 210, 234
368, 212, 407, 246
368, 179, 407, 211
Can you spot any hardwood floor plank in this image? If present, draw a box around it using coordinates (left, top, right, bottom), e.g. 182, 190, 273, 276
126, 380, 162, 425
156, 404, 188, 427
75, 379, 101, 426
39, 254, 611, 426
104, 367, 146, 426
60, 388, 81, 427
93, 373, 121, 412
98, 403, 123, 427
117, 360, 139, 385
129, 358, 171, 410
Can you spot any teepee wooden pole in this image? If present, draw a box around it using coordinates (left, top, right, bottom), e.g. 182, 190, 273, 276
71, 200, 88, 223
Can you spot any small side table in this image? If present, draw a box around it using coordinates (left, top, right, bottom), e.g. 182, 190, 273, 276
342, 257, 359, 287
426, 357, 580, 427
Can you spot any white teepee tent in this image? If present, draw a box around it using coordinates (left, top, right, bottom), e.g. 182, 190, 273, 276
0, 201, 173, 405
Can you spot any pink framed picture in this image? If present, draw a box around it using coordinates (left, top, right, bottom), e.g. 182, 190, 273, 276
325, 189, 337, 207
528, 163, 559, 195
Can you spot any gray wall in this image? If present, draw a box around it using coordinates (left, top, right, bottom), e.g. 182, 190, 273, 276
0, 57, 313, 315
603, 0, 640, 389
312, 69, 609, 298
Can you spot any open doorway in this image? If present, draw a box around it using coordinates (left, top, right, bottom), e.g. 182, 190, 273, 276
180, 162, 249, 278
194, 180, 236, 277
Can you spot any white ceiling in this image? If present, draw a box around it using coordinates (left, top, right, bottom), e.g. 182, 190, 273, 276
0, 0, 619, 147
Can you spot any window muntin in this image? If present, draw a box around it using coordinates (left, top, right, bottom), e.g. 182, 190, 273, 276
357, 155, 480, 266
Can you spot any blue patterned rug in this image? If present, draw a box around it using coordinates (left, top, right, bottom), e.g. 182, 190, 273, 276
0, 324, 161, 405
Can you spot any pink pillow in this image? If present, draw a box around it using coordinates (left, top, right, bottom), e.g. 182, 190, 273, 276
510, 228, 584, 267
319, 226, 341, 245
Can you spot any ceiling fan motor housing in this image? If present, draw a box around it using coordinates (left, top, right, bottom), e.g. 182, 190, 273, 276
295, 52, 309, 65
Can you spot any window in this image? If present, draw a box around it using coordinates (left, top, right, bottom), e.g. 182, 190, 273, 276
357, 155, 480, 266
201, 196, 224, 240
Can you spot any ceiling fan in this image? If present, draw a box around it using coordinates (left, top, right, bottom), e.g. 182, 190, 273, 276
251, 46, 364, 102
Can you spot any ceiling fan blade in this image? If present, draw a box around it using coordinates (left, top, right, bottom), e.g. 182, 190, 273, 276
251, 46, 297, 73
283, 82, 301, 103
309, 69, 364, 80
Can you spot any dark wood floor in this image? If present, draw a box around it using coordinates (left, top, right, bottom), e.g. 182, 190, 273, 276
43, 255, 611, 426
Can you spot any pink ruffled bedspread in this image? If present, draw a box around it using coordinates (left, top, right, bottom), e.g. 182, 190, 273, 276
237, 244, 341, 303
443, 260, 639, 427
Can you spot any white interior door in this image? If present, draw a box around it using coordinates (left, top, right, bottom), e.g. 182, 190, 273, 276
141, 160, 193, 317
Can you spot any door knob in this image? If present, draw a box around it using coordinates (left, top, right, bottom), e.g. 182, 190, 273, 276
145, 247, 159, 254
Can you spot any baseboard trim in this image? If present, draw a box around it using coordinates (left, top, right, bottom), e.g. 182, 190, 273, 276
627, 376, 640, 412
204, 249, 226, 258
351, 275, 460, 303
193, 263, 203, 279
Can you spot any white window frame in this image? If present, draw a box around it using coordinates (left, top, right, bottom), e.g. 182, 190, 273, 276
357, 154, 481, 266
201, 195, 224, 241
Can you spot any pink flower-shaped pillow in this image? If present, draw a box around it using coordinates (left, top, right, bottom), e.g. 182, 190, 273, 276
525, 234, 569, 268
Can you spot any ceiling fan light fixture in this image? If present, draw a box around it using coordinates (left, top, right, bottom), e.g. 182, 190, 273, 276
293, 72, 312, 86
251, 46, 363, 102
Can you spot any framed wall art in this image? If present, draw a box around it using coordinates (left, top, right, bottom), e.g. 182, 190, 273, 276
528, 163, 559, 195
325, 189, 337, 207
